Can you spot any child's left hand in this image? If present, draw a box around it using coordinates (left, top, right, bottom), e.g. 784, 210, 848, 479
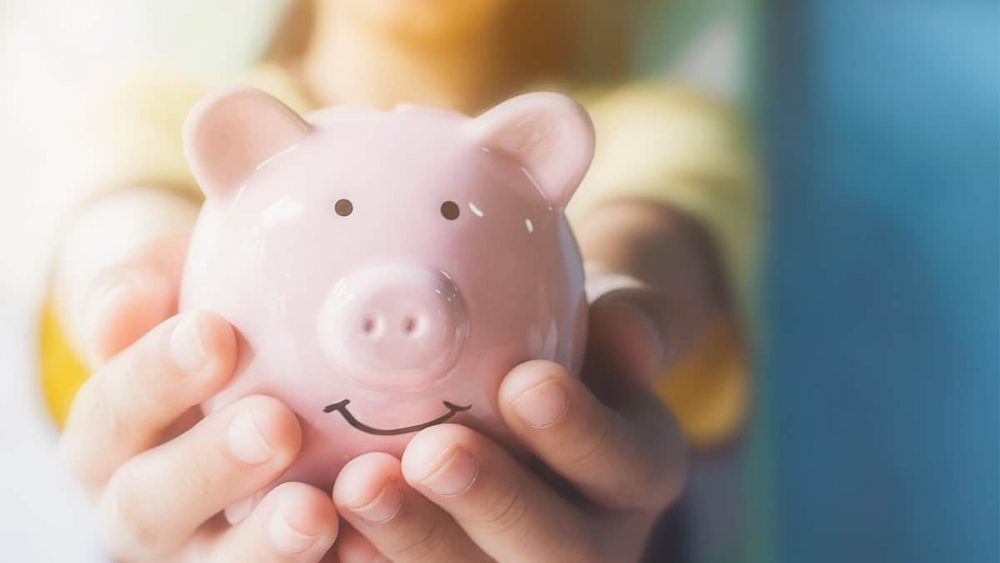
332, 289, 686, 562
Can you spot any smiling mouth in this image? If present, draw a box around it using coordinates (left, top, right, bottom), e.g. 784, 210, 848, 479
323, 400, 471, 436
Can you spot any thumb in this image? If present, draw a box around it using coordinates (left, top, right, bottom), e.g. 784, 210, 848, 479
585, 268, 672, 388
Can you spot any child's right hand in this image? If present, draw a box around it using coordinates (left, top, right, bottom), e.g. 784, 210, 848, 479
56, 191, 340, 562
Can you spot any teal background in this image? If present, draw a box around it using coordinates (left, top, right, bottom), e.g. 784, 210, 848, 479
765, 1, 998, 562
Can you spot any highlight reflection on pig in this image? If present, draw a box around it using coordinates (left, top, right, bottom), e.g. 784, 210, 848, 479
180, 87, 593, 494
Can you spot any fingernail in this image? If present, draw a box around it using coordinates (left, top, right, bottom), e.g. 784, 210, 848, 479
169, 314, 206, 373
227, 410, 274, 464
512, 380, 569, 428
269, 509, 319, 555
348, 480, 402, 524
418, 448, 478, 496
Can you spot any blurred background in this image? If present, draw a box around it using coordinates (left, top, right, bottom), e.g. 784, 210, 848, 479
0, 1, 996, 562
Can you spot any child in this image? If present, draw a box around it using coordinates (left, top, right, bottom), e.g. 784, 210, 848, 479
47, 1, 757, 560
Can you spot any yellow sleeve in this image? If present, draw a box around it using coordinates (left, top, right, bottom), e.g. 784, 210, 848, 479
68, 64, 313, 205
40, 65, 312, 427
569, 82, 760, 310
567, 83, 761, 448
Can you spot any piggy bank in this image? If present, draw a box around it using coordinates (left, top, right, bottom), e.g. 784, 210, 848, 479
179, 87, 593, 495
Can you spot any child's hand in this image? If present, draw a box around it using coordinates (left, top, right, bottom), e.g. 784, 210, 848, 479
60, 310, 340, 561
329, 200, 724, 562
331, 289, 685, 562
57, 211, 341, 563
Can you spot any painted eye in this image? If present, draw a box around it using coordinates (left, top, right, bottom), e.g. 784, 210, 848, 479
440, 201, 460, 220
335, 199, 353, 217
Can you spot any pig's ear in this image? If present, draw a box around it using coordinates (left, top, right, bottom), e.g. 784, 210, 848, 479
472, 92, 595, 209
183, 86, 310, 201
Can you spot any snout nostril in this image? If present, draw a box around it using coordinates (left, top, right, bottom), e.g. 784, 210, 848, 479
362, 316, 379, 336
403, 316, 420, 335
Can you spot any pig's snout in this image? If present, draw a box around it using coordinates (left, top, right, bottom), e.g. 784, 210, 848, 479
318, 264, 468, 388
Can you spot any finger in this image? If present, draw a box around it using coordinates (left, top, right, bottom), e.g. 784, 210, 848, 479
82, 232, 191, 365
401, 425, 599, 562
60, 310, 237, 492
498, 360, 686, 512
98, 395, 302, 559
587, 285, 672, 388
52, 189, 197, 365
206, 482, 339, 563
336, 526, 384, 563
334, 453, 488, 563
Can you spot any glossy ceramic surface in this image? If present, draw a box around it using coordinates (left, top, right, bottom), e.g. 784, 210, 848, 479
179, 87, 593, 497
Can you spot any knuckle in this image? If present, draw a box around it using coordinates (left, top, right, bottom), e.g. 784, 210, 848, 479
58, 433, 99, 489
102, 360, 153, 448
619, 430, 687, 511
568, 415, 614, 469
650, 455, 687, 510
394, 519, 445, 560
573, 540, 609, 563
644, 415, 688, 509
175, 454, 219, 502
477, 483, 529, 536
618, 455, 667, 510
59, 380, 120, 488
112, 322, 224, 427
100, 471, 169, 556
124, 335, 172, 404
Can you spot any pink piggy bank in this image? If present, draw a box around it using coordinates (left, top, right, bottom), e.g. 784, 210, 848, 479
179, 87, 594, 496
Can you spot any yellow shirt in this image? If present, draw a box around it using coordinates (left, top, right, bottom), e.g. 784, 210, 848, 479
40, 65, 759, 449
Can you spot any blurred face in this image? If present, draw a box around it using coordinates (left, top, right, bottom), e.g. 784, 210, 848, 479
328, 0, 511, 39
